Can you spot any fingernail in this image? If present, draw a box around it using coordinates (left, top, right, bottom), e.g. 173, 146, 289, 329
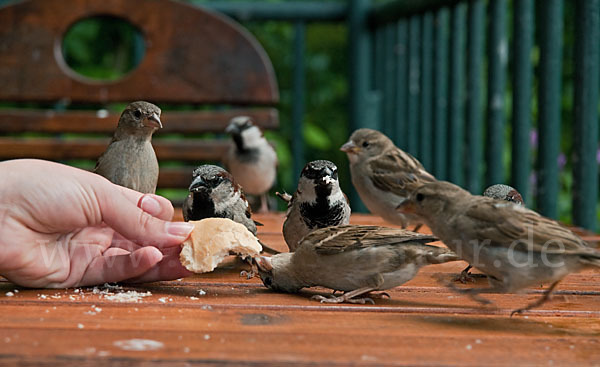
139, 195, 162, 216
166, 222, 195, 239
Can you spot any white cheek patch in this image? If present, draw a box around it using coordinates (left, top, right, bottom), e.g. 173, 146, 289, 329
322, 175, 334, 185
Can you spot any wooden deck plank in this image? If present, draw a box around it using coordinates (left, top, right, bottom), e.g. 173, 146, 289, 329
1, 213, 599, 366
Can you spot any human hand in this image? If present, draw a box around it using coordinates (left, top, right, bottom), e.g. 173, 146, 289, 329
0, 159, 195, 288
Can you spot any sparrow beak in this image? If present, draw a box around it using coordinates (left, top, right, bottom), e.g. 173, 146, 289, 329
396, 200, 416, 214
225, 123, 238, 135
145, 113, 163, 129
255, 256, 273, 272
340, 141, 359, 154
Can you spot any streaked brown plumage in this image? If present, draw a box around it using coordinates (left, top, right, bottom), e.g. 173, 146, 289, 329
341, 128, 435, 229
255, 225, 458, 304
94, 101, 162, 194
398, 181, 600, 314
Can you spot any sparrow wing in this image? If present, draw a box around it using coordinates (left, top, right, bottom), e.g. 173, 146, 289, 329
463, 197, 594, 256
308, 225, 437, 255
368, 148, 435, 195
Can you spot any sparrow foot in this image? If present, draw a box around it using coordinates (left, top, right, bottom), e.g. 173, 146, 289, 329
454, 265, 487, 283
240, 270, 257, 279
311, 294, 375, 305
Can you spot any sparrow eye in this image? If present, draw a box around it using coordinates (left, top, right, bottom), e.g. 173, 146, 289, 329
133, 110, 142, 119
263, 277, 272, 287
362, 141, 369, 148
416, 193, 425, 202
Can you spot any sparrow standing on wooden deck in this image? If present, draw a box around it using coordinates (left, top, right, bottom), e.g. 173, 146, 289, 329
341, 128, 435, 230
277, 160, 351, 251
255, 225, 458, 304
94, 101, 162, 194
182, 165, 257, 234
225, 116, 277, 213
398, 181, 600, 315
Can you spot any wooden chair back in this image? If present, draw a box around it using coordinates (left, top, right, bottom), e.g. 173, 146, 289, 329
0, 0, 279, 195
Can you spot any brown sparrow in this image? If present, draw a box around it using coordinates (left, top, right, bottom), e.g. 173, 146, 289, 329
277, 160, 351, 251
94, 101, 162, 194
398, 181, 600, 315
341, 128, 435, 230
255, 225, 458, 304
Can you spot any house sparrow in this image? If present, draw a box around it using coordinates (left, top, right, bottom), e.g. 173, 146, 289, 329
483, 184, 524, 205
341, 128, 435, 230
398, 181, 600, 315
94, 101, 162, 194
182, 165, 257, 234
457, 184, 526, 282
225, 116, 277, 213
277, 160, 351, 251
182, 165, 279, 257
254, 225, 458, 304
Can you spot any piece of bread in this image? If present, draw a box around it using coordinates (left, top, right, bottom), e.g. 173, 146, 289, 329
179, 218, 262, 273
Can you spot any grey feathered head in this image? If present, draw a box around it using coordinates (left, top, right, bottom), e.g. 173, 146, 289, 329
482, 184, 524, 205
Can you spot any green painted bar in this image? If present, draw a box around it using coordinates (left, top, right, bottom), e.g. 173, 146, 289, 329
447, 3, 466, 187
573, 0, 599, 231
485, 0, 507, 187
348, 0, 371, 212
291, 21, 305, 184
433, 8, 449, 180
465, 0, 485, 194
394, 20, 409, 149
370, 0, 461, 25
407, 15, 420, 157
374, 26, 385, 131
511, 0, 534, 204
536, 0, 563, 219
419, 12, 433, 170
201, 1, 347, 22
383, 23, 397, 138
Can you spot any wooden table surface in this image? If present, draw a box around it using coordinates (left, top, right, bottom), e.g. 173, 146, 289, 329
2, 212, 600, 366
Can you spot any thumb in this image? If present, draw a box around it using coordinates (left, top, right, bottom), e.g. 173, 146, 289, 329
96, 186, 194, 248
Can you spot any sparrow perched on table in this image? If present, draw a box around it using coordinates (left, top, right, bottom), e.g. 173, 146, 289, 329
225, 116, 277, 213
254, 225, 458, 304
94, 101, 162, 194
277, 160, 351, 251
483, 184, 524, 205
341, 128, 435, 230
183, 165, 257, 234
398, 181, 600, 315
182, 165, 279, 256
456, 184, 526, 282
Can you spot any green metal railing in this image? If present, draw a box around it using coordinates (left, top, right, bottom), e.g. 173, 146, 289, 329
364, 0, 599, 231
205, 0, 599, 230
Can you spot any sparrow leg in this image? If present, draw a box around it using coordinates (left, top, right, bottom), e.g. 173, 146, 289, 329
258, 193, 269, 213
510, 281, 561, 317
411, 223, 423, 233
311, 287, 377, 304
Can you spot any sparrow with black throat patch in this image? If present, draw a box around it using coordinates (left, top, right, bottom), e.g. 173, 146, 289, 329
341, 128, 435, 231
398, 181, 600, 315
277, 160, 351, 252
94, 101, 162, 194
182, 164, 278, 256
225, 116, 277, 213
254, 225, 458, 304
